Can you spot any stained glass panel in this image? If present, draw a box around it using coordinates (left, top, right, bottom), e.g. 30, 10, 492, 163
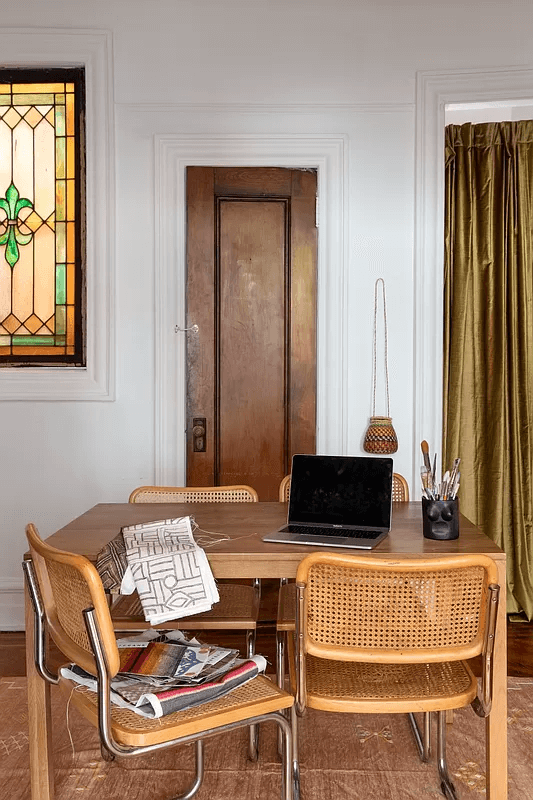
0, 68, 85, 364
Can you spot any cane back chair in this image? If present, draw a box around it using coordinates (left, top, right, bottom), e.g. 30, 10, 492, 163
292, 551, 499, 800
23, 523, 296, 800
276, 472, 410, 688
278, 472, 409, 505
112, 484, 262, 759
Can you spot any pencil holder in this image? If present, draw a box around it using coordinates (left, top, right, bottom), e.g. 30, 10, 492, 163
422, 497, 459, 540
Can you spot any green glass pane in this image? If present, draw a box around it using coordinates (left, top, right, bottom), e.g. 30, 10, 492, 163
16, 93, 54, 104
55, 94, 65, 105
55, 105, 65, 136
56, 305, 66, 335
56, 264, 66, 304
13, 336, 54, 345
55, 222, 66, 261
0, 97, 11, 106
56, 138, 65, 179
55, 335, 66, 345
56, 182, 66, 221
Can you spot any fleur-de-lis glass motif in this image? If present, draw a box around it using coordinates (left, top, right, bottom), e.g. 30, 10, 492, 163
0, 183, 34, 268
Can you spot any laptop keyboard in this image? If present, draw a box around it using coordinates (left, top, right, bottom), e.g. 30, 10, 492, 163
286, 525, 383, 539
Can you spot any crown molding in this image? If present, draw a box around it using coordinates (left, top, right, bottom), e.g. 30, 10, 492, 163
120, 101, 414, 114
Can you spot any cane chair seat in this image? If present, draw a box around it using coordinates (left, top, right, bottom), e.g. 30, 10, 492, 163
60, 672, 293, 747
302, 655, 477, 713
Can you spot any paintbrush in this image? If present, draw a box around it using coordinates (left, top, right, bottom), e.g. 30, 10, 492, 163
421, 440, 432, 474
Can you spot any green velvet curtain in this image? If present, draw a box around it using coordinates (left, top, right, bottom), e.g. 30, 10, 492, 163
443, 121, 533, 616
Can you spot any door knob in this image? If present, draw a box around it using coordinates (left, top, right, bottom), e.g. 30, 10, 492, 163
192, 417, 207, 452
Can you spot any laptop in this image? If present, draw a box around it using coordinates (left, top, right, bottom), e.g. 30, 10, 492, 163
263, 454, 393, 550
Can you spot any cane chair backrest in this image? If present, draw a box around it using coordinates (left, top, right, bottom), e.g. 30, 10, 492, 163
279, 475, 291, 502
296, 552, 498, 664
392, 473, 409, 501
278, 472, 409, 504
129, 485, 259, 504
25, 523, 120, 677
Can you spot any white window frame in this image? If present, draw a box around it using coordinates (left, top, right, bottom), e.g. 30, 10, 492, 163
0, 28, 115, 400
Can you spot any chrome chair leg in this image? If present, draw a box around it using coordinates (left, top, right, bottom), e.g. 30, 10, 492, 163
246, 627, 259, 761
290, 705, 300, 800
408, 711, 431, 762
169, 740, 204, 800
437, 711, 459, 800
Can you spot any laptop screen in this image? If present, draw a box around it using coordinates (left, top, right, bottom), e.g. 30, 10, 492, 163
288, 454, 393, 530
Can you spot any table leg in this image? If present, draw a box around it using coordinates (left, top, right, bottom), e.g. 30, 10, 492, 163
486, 559, 507, 800
25, 579, 55, 800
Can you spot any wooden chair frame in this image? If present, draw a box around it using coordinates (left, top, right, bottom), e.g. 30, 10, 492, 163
23, 523, 296, 800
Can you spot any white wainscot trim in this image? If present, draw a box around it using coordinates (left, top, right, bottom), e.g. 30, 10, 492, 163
0, 28, 115, 401
414, 65, 533, 496
155, 134, 348, 485
0, 580, 25, 631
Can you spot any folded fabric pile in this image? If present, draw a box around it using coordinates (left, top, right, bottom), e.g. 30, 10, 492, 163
96, 517, 219, 625
61, 629, 267, 718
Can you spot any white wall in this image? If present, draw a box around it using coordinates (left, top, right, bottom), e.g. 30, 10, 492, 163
1, 0, 532, 628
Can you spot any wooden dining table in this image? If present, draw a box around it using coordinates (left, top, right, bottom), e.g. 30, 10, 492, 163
25, 501, 508, 800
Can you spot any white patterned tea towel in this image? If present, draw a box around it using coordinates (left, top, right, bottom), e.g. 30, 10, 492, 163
122, 517, 219, 626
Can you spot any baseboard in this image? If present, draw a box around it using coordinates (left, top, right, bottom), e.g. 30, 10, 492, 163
0, 581, 25, 630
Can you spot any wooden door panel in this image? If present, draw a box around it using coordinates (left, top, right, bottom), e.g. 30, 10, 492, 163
186, 167, 317, 500
219, 200, 286, 499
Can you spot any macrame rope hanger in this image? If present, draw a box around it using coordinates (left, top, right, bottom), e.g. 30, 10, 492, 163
371, 277, 390, 418
363, 277, 398, 454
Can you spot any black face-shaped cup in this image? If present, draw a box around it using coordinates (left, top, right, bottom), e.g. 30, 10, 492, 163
422, 498, 459, 540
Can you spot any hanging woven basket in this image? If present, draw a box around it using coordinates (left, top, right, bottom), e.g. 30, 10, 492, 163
363, 278, 398, 454
363, 415, 398, 454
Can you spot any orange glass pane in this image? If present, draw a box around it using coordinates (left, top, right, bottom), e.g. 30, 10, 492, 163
66, 94, 74, 136
66, 136, 75, 179
67, 306, 75, 345
12, 347, 59, 355
12, 83, 65, 93
67, 263, 75, 305
67, 223, 75, 264
66, 179, 75, 221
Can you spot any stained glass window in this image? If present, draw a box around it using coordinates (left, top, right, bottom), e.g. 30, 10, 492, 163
0, 67, 85, 365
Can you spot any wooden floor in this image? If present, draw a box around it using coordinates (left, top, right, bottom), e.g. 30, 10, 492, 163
3, 616, 533, 677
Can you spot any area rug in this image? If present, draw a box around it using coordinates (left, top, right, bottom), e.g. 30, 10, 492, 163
0, 676, 530, 799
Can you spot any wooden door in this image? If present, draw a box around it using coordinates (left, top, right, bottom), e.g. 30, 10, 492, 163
186, 167, 317, 500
